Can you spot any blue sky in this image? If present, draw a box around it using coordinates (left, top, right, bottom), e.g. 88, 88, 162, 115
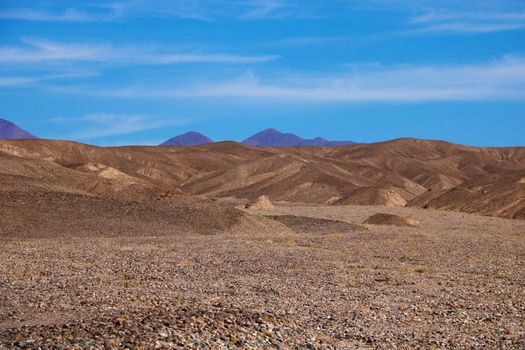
0, 0, 524, 146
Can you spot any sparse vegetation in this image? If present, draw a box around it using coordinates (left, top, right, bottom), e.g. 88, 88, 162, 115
414, 265, 428, 273
494, 271, 507, 279
344, 263, 358, 270
284, 239, 298, 247
177, 259, 192, 268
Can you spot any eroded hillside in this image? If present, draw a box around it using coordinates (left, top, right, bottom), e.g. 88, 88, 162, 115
1, 138, 524, 219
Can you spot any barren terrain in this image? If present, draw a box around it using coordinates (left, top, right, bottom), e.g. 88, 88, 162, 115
1, 138, 524, 220
1, 202, 524, 349
1, 139, 524, 349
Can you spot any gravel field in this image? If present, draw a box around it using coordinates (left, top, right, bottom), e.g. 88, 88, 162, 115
1, 204, 524, 349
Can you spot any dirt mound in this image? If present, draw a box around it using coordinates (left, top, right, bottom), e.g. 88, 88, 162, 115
0, 190, 252, 238
246, 195, 274, 210
268, 215, 362, 234
363, 213, 418, 227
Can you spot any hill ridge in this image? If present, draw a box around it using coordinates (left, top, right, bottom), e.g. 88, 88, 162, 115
1, 138, 524, 220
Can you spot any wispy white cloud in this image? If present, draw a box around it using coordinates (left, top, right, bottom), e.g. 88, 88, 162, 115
0, 38, 279, 65
0, 0, 318, 22
410, 10, 525, 34
0, 71, 99, 87
241, 0, 287, 19
116, 0, 324, 21
0, 77, 40, 87
415, 21, 525, 34
273, 36, 344, 46
75, 56, 525, 102
0, 8, 115, 22
4, 0, 524, 34
344, 0, 525, 34
125, 0, 294, 21
52, 114, 187, 140
412, 11, 525, 24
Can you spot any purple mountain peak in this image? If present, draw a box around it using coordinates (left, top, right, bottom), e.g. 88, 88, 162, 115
242, 128, 354, 147
0, 118, 37, 139
160, 131, 214, 146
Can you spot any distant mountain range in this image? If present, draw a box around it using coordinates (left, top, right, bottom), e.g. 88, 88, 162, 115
0, 118, 36, 139
160, 128, 355, 147
241, 128, 355, 147
0, 118, 355, 146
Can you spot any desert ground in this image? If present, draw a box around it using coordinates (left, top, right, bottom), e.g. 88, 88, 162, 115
1, 139, 524, 349
1, 203, 524, 349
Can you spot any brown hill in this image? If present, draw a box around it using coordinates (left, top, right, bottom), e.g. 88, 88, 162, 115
1, 138, 524, 220
409, 169, 525, 220
0, 141, 282, 237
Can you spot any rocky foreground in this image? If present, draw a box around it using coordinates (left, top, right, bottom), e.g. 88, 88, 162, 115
1, 205, 524, 349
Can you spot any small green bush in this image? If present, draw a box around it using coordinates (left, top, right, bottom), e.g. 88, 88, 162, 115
414, 265, 428, 273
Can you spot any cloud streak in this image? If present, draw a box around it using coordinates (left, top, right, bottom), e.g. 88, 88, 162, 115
0, 71, 99, 87
273, 36, 345, 46
411, 10, 525, 34
0, 76, 40, 87
346, 0, 525, 34
0, 0, 316, 22
0, 8, 115, 22
54, 114, 187, 140
78, 57, 525, 102
0, 38, 279, 65
3, 0, 524, 35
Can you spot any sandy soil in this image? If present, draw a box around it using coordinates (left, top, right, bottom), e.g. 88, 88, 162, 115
1, 204, 524, 349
